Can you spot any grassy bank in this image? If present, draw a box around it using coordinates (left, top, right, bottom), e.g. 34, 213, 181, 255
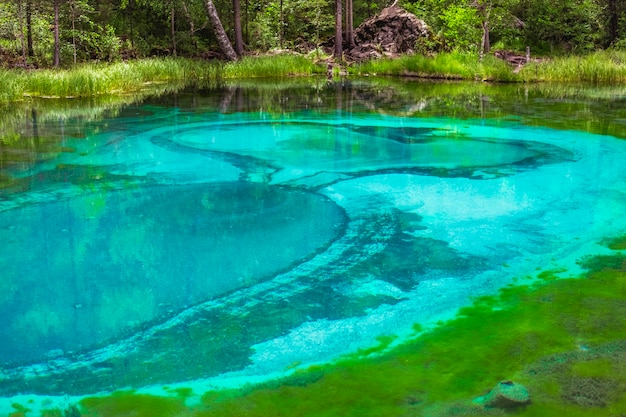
519, 50, 626, 83
3, 51, 626, 100
351, 51, 521, 82
11, 236, 623, 417
351, 50, 626, 84
0, 55, 323, 100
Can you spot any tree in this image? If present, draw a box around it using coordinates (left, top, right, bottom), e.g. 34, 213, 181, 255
53, 0, 61, 67
233, 0, 244, 55
513, 0, 602, 52
181, 0, 208, 51
334, 0, 342, 58
600, 0, 626, 46
203, 0, 238, 60
67, 0, 94, 64
13, 0, 27, 64
171, 2, 177, 56
345, 0, 354, 48
26, 0, 34, 58
472, 0, 491, 58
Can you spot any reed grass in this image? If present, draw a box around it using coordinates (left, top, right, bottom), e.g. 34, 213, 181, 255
0, 68, 26, 101
352, 51, 521, 82
18, 58, 221, 98
519, 50, 626, 83
0, 56, 325, 100
5, 51, 626, 101
223, 54, 323, 78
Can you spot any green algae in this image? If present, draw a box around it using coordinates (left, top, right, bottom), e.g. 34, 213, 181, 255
80, 391, 189, 417
603, 235, 626, 251
70, 244, 626, 417
40, 410, 62, 417
9, 403, 30, 417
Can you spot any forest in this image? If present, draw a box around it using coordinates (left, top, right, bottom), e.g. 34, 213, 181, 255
0, 0, 625, 68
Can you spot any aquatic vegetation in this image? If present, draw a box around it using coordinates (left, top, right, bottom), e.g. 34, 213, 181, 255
80, 392, 189, 417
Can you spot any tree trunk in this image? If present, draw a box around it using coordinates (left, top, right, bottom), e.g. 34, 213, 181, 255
16, 0, 27, 64
244, 0, 248, 45
26, 0, 34, 58
181, 1, 197, 49
279, 0, 284, 49
345, 0, 354, 48
474, 1, 490, 60
128, 0, 135, 50
53, 0, 60, 68
608, 0, 618, 46
481, 19, 490, 58
233, 0, 244, 55
203, 0, 238, 61
334, 0, 342, 59
70, 0, 77, 64
171, 3, 177, 56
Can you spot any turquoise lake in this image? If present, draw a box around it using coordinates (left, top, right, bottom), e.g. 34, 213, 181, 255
1, 79, 626, 407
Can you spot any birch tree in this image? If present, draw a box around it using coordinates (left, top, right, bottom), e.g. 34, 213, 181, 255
203, 0, 238, 60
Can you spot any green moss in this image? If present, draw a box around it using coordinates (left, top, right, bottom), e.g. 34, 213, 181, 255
80, 391, 189, 417
164, 387, 194, 401
603, 235, 626, 251
39, 410, 62, 417
570, 358, 614, 378
339, 335, 399, 361
578, 254, 626, 272
11, 403, 31, 416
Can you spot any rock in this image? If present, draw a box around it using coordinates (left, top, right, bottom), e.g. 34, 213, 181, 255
473, 380, 531, 409
347, 3, 430, 61
324, 4, 431, 62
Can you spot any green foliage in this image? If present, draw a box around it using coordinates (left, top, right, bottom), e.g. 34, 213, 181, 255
439, 4, 481, 52
512, 0, 603, 53
0, 0, 623, 65
247, 0, 334, 51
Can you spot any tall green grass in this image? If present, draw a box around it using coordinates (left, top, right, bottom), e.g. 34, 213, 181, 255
17, 58, 222, 98
5, 51, 626, 101
519, 50, 626, 83
0, 68, 26, 101
0, 56, 325, 100
223, 54, 323, 78
352, 51, 521, 82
